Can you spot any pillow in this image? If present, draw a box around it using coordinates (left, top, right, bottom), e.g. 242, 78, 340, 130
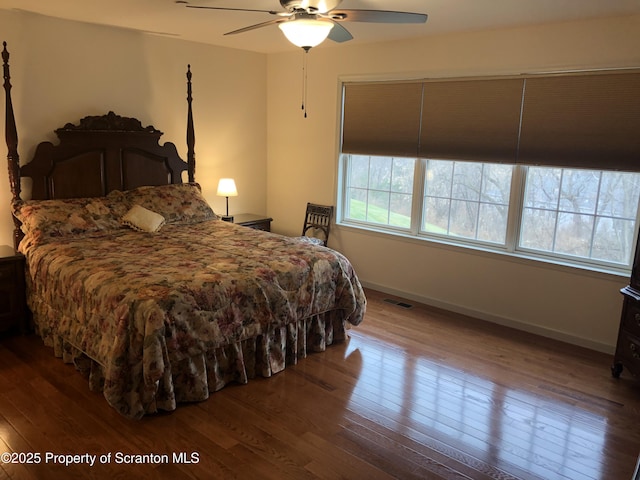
12, 191, 127, 238
121, 205, 166, 233
123, 183, 216, 225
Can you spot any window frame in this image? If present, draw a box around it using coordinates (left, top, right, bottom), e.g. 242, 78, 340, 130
337, 154, 640, 276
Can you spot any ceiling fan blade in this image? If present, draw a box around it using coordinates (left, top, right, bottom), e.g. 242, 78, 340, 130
186, 6, 280, 15
224, 18, 288, 36
329, 9, 427, 24
328, 22, 353, 43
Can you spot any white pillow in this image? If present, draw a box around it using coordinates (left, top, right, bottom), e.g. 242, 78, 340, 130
121, 205, 166, 233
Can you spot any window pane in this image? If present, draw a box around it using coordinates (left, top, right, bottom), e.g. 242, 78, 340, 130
559, 169, 599, 214
423, 197, 450, 233
597, 171, 640, 218
450, 199, 478, 238
478, 203, 508, 243
390, 193, 412, 228
452, 162, 482, 201
554, 212, 594, 257
346, 187, 367, 221
368, 190, 391, 224
370, 156, 392, 191
592, 217, 635, 263
423, 159, 512, 245
425, 160, 453, 197
520, 208, 557, 251
481, 164, 513, 203
343, 154, 415, 229
524, 167, 561, 210
350, 155, 370, 188
391, 157, 415, 193
519, 166, 640, 266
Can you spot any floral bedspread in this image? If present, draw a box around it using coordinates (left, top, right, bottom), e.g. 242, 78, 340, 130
20, 220, 366, 418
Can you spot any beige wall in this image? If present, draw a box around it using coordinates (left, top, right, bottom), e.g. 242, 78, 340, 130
266, 15, 640, 353
0, 10, 267, 245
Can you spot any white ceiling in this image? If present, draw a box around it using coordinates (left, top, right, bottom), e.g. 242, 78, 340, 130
1, 0, 639, 54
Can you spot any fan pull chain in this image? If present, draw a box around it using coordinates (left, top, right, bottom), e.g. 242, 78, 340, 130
301, 47, 310, 118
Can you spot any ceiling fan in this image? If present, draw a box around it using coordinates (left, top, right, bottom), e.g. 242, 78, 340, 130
185, 0, 428, 49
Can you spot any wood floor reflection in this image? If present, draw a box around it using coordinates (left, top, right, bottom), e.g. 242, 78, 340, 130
1, 287, 639, 479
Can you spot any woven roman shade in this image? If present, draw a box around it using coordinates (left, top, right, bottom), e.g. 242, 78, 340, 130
342, 71, 640, 171
518, 72, 640, 170
419, 78, 524, 163
341, 82, 423, 157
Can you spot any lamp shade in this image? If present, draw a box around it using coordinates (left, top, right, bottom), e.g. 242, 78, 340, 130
216, 178, 238, 197
278, 18, 333, 49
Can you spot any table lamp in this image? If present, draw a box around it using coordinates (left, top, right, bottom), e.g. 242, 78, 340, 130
216, 178, 238, 222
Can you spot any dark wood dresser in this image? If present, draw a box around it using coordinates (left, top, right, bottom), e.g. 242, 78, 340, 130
612, 237, 640, 379
233, 214, 272, 232
0, 245, 26, 334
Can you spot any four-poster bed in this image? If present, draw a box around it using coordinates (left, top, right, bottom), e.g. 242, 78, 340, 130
2, 43, 366, 418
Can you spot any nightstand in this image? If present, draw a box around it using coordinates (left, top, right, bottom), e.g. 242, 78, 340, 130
233, 214, 273, 232
0, 245, 26, 334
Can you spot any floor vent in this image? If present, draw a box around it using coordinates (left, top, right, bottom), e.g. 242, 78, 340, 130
383, 298, 413, 309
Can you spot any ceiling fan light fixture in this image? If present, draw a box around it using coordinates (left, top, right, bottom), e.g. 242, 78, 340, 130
278, 18, 333, 49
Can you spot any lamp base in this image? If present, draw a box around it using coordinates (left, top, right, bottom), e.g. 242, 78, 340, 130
221, 215, 234, 222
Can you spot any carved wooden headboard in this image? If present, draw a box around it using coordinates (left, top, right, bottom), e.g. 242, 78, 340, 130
2, 42, 197, 248
22, 111, 191, 200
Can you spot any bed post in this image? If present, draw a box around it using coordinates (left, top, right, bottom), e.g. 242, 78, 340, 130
186, 64, 195, 183
2, 42, 22, 249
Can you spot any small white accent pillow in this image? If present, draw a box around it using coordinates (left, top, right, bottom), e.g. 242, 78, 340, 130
121, 205, 166, 233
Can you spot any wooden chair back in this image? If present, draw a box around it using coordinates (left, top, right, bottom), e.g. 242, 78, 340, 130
301, 203, 334, 246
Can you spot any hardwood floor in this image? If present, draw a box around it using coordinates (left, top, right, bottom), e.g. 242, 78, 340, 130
0, 287, 639, 479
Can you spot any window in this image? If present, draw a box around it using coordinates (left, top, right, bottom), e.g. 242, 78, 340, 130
423, 160, 513, 244
519, 167, 640, 265
339, 71, 640, 273
340, 154, 640, 271
344, 155, 415, 229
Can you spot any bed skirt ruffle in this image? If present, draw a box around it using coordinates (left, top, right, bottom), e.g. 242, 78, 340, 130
35, 310, 349, 419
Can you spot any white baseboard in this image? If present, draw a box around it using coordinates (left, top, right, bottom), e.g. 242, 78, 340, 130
361, 280, 615, 355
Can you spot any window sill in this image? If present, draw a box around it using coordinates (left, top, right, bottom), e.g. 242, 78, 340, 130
337, 220, 630, 283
